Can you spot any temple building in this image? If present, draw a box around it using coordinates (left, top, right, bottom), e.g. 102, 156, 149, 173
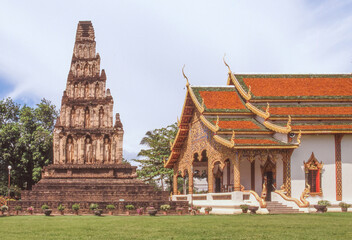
165, 62, 352, 214
16, 21, 184, 213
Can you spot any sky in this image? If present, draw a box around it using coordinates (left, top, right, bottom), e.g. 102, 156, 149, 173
1, 0, 352, 160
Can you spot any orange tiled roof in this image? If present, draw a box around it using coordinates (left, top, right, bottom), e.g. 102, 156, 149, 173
235, 74, 352, 98
266, 105, 352, 116
217, 120, 260, 130
199, 91, 246, 110
233, 138, 279, 145
292, 124, 352, 130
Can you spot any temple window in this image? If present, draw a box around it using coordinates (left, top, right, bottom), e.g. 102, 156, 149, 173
304, 153, 323, 196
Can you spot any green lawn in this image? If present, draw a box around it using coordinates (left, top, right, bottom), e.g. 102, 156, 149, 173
1, 213, 351, 240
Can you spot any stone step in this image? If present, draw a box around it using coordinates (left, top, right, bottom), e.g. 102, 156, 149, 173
266, 201, 303, 214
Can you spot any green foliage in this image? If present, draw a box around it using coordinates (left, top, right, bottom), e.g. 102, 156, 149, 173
125, 204, 135, 210
1, 205, 8, 213
106, 204, 115, 210
0, 98, 58, 192
133, 123, 177, 191
204, 206, 212, 212
338, 202, 351, 209
240, 204, 249, 210
318, 200, 331, 206
160, 204, 170, 211
72, 204, 80, 211
14, 205, 22, 211
57, 204, 65, 211
41, 204, 49, 210
89, 203, 99, 210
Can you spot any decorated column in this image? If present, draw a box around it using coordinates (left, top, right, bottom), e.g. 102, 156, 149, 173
173, 167, 178, 195
233, 151, 241, 191
188, 166, 194, 194
283, 150, 293, 197
335, 134, 344, 201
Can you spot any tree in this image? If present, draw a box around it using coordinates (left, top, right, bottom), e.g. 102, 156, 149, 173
133, 123, 177, 191
0, 98, 58, 195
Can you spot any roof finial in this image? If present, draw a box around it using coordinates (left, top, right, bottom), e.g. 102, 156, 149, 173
265, 103, 270, 119
177, 116, 180, 127
248, 85, 251, 97
182, 65, 190, 87
287, 115, 292, 128
297, 130, 302, 145
231, 130, 236, 146
223, 53, 231, 73
215, 115, 220, 130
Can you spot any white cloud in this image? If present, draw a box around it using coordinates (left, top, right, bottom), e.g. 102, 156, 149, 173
1, 0, 352, 159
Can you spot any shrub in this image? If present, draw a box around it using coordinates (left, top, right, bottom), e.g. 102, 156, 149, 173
14, 206, 22, 211
58, 204, 65, 211
240, 204, 249, 211
1, 205, 8, 213
204, 207, 212, 212
339, 202, 351, 209
89, 203, 99, 210
106, 204, 115, 210
72, 203, 80, 211
317, 200, 331, 207
160, 204, 171, 211
27, 206, 34, 212
136, 207, 144, 214
41, 204, 50, 210
125, 204, 135, 210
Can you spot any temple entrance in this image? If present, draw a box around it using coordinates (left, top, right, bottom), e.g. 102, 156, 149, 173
265, 171, 274, 201
261, 158, 276, 201
213, 162, 223, 193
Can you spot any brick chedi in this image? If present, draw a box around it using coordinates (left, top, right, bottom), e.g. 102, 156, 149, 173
17, 21, 185, 214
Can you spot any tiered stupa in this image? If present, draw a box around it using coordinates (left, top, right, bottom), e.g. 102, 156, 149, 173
19, 21, 180, 213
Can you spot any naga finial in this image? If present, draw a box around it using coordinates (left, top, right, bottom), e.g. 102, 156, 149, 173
231, 130, 236, 146
182, 65, 190, 87
215, 115, 220, 129
223, 53, 231, 73
177, 116, 180, 126
297, 130, 302, 145
266, 103, 270, 115
287, 115, 292, 128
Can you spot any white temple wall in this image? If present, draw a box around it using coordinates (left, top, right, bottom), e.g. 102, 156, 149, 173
240, 160, 251, 190
341, 135, 352, 202
291, 135, 335, 202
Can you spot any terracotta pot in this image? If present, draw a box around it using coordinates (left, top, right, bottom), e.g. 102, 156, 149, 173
341, 208, 348, 212
126, 211, 130, 216
242, 209, 248, 213
16, 210, 19, 216
148, 209, 158, 216
28, 210, 33, 215
163, 211, 167, 215
177, 211, 182, 216
60, 211, 64, 215
248, 206, 259, 214
205, 211, 209, 215
74, 211, 79, 215
109, 211, 113, 215
314, 205, 327, 213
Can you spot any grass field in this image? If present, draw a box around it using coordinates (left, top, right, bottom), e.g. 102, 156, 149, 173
1, 213, 351, 240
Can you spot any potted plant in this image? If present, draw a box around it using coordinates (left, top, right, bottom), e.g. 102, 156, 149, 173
240, 204, 249, 213
314, 200, 331, 213
195, 206, 201, 214
160, 204, 170, 215
147, 206, 158, 216
136, 207, 144, 216
1, 205, 8, 216
125, 204, 134, 215
89, 203, 99, 212
27, 206, 34, 215
204, 207, 212, 215
14, 206, 22, 215
248, 206, 259, 214
72, 203, 80, 215
58, 204, 65, 215
176, 207, 183, 215
106, 204, 115, 215
339, 202, 351, 212
41, 204, 52, 216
